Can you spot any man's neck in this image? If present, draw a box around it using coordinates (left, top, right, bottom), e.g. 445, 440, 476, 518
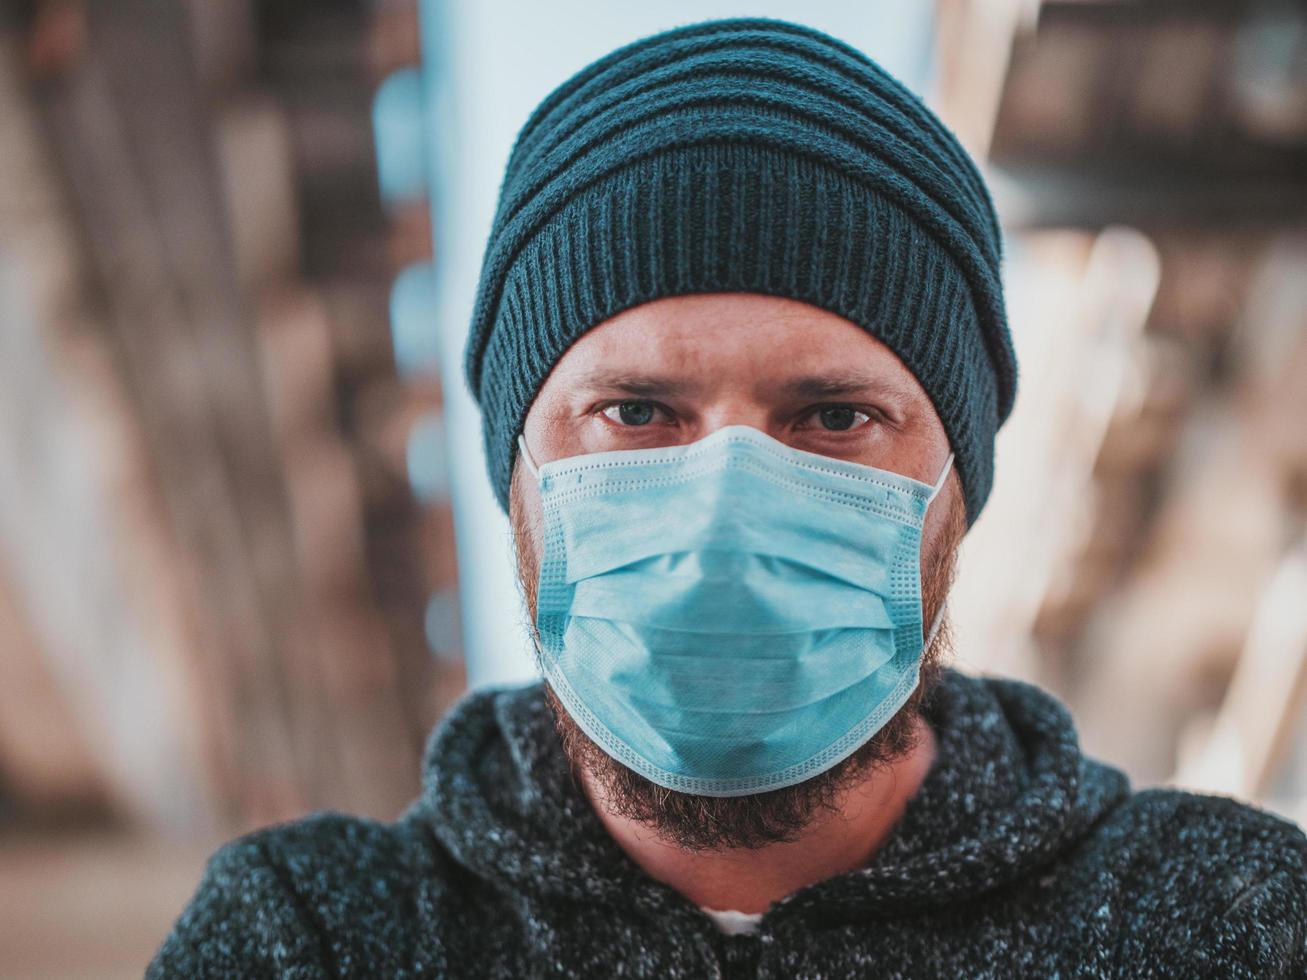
581, 715, 938, 915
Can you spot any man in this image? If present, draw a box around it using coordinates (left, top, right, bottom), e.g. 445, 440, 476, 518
151, 17, 1306, 978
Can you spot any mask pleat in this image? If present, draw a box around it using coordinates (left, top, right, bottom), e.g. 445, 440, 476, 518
562, 615, 898, 711
566, 552, 896, 634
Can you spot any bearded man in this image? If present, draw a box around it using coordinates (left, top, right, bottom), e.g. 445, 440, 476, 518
151, 17, 1306, 978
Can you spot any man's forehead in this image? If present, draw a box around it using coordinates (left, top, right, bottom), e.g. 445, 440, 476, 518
549, 293, 926, 401
566, 367, 924, 405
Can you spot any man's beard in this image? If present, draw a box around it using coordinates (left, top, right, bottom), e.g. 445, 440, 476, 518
510, 464, 968, 852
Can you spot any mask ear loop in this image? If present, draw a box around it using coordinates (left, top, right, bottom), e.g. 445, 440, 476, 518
926, 451, 954, 507
517, 434, 541, 481
921, 450, 955, 652
923, 601, 948, 651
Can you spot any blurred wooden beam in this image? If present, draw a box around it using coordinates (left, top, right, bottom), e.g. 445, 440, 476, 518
1174, 542, 1307, 799
0, 26, 226, 831
950, 227, 1159, 681
27, 0, 338, 828
933, 0, 1038, 162
991, 167, 1307, 230
1068, 233, 1307, 787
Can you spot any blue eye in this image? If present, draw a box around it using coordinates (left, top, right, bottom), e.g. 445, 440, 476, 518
816, 405, 871, 431
603, 400, 657, 426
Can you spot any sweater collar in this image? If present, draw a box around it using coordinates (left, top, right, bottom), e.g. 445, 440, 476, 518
414, 668, 1129, 920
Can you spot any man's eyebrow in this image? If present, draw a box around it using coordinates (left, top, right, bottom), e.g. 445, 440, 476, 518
780, 373, 916, 401
572, 372, 699, 398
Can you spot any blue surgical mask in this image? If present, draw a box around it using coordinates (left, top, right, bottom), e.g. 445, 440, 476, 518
518, 425, 953, 797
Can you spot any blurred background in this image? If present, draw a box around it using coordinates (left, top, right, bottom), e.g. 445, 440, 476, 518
0, 0, 1304, 975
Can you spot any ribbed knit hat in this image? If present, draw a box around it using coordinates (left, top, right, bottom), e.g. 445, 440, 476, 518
466, 16, 1016, 525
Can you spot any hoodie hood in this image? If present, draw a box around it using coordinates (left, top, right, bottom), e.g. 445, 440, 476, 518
412, 668, 1130, 923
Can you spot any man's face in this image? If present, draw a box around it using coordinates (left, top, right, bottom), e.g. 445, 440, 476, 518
510, 292, 968, 851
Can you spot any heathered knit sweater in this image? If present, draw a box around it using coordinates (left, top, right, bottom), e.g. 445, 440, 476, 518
149, 669, 1307, 978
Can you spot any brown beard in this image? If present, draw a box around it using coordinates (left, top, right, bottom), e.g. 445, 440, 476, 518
510, 462, 969, 852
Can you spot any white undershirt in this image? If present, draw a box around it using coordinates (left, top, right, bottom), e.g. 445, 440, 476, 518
700, 906, 765, 936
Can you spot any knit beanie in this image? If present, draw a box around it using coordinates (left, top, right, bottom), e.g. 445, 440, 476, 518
465, 16, 1017, 525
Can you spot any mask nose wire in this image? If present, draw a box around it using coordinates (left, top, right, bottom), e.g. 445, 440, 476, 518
517, 433, 541, 481
926, 451, 954, 507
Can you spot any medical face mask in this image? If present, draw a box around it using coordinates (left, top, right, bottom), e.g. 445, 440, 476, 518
518, 425, 953, 798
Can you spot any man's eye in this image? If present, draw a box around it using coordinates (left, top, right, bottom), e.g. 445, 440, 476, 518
602, 400, 660, 426
814, 405, 872, 431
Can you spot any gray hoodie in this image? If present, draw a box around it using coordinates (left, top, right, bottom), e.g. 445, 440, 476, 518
148, 669, 1307, 978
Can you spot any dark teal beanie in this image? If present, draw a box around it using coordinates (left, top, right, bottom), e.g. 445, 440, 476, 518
466, 16, 1017, 525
